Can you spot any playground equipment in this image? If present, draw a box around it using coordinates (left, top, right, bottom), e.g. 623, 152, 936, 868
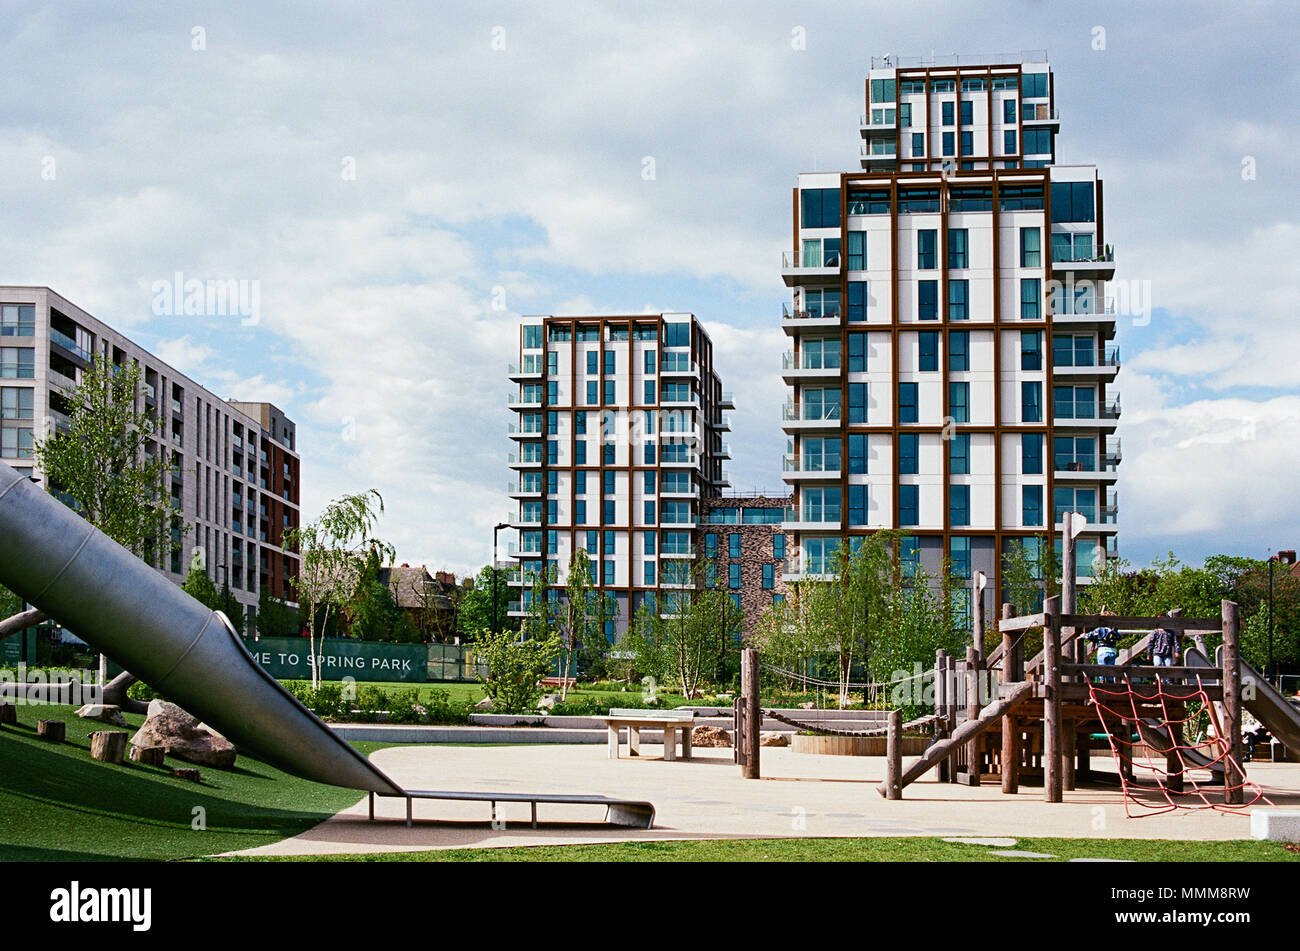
0, 461, 654, 828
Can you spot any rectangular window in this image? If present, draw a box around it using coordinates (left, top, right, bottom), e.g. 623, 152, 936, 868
942, 101, 954, 125
729, 533, 741, 559
1020, 227, 1041, 267
1023, 485, 1043, 526
899, 433, 919, 474
848, 433, 868, 474
899, 102, 912, 127
1021, 331, 1042, 370
949, 382, 969, 423
847, 231, 865, 270
586, 380, 597, 405
949, 331, 969, 371
644, 380, 655, 404
847, 333, 867, 373
918, 331, 939, 371
1004, 129, 1017, 154
960, 100, 973, 124
575, 411, 587, 434
899, 383, 918, 423
729, 563, 741, 589
848, 382, 868, 424
918, 281, 938, 320
644, 532, 656, 555
586, 350, 598, 375
643, 441, 655, 464
869, 78, 896, 102
574, 441, 587, 464
1022, 433, 1043, 474
998, 184, 1045, 212
1003, 98, 1017, 123
603, 560, 615, 585
644, 561, 655, 586
603, 500, 615, 523
546, 440, 558, 465
0, 387, 33, 420
603, 442, 615, 464
1020, 278, 1041, 320
773, 534, 786, 560
950, 484, 970, 527
800, 188, 842, 229
1022, 382, 1042, 422
1023, 127, 1052, 156
942, 131, 954, 156
575, 499, 587, 524
917, 230, 937, 269
522, 325, 543, 349
948, 229, 968, 269
1050, 181, 1096, 222
705, 533, 717, 559
847, 281, 867, 322
950, 433, 970, 474
947, 280, 968, 320
911, 132, 924, 156
0, 348, 35, 379
899, 485, 919, 526
761, 564, 774, 589
644, 500, 655, 523
959, 130, 973, 156
603, 350, 615, 374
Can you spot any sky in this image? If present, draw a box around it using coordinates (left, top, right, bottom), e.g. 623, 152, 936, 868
1, 0, 1297, 576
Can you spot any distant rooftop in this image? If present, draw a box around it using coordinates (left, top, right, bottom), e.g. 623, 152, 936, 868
870, 50, 1048, 70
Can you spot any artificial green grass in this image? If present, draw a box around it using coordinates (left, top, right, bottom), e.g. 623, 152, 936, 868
222, 836, 1300, 863
0, 703, 373, 861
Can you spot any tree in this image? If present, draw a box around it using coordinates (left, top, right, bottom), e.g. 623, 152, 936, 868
181, 566, 221, 610
456, 565, 512, 639
346, 549, 403, 641
556, 550, 611, 699
285, 490, 394, 688
257, 587, 298, 637
473, 625, 562, 714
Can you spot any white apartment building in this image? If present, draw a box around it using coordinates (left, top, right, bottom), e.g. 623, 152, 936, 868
0, 287, 301, 627
506, 313, 733, 639
782, 53, 1119, 607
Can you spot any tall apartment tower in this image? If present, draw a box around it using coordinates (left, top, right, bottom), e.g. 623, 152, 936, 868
0, 287, 301, 626
781, 54, 1119, 608
506, 313, 734, 638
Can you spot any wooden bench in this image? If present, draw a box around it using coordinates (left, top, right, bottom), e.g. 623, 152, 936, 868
604, 708, 696, 761
539, 677, 576, 690
368, 789, 655, 829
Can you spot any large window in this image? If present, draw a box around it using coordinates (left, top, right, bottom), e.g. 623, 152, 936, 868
801, 487, 841, 523
0, 348, 34, 379
1020, 279, 1041, 320
1023, 485, 1043, 526
899, 485, 919, 526
801, 338, 840, 369
949, 331, 970, 371
949, 382, 969, 423
918, 281, 938, 320
1054, 385, 1097, 420
802, 238, 841, 267
1021, 331, 1042, 370
950, 433, 970, 474
0, 305, 35, 336
1054, 487, 1097, 524
1021, 72, 1048, 98
948, 229, 968, 269
801, 188, 841, 229
0, 426, 33, 459
0, 387, 33, 420
1050, 182, 1096, 222
1053, 334, 1097, 367
1020, 227, 1041, 267
998, 185, 1044, 212
898, 188, 940, 214
899, 383, 919, 423
948, 280, 968, 320
847, 189, 890, 215
918, 331, 939, 371
522, 325, 543, 349
1023, 128, 1052, 155
802, 436, 840, 471
1022, 382, 1042, 422
847, 231, 865, 270
899, 433, 919, 474
869, 78, 896, 102
950, 484, 970, 527
918, 230, 937, 269
801, 387, 840, 421
1022, 433, 1043, 474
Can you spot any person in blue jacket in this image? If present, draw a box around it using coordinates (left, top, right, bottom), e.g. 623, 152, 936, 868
1085, 608, 1121, 665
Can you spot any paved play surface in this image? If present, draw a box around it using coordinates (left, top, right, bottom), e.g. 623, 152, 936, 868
227, 743, 1300, 857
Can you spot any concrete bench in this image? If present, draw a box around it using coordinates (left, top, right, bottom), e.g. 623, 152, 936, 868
1250, 809, 1300, 843
368, 789, 655, 829
604, 708, 696, 761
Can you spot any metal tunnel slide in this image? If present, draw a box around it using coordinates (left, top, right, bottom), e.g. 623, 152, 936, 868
0, 460, 405, 794
1182, 643, 1300, 756
0, 461, 657, 828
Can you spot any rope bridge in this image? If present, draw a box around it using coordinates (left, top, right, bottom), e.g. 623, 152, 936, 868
761, 708, 941, 737
1087, 674, 1271, 817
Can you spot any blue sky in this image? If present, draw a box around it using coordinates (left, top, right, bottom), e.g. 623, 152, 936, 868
1, 1, 1297, 574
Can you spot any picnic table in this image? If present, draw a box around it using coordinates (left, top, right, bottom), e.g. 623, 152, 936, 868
604, 708, 696, 761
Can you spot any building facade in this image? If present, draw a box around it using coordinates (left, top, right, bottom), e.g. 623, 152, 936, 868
781, 54, 1120, 608
696, 495, 791, 637
0, 287, 300, 625
506, 313, 734, 638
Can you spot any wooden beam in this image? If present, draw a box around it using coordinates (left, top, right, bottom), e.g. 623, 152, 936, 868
1057, 614, 1220, 633
1221, 600, 1243, 805
741, 648, 760, 780
1043, 595, 1063, 803
885, 709, 902, 800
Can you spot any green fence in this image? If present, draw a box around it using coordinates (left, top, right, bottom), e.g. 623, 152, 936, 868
242, 637, 487, 684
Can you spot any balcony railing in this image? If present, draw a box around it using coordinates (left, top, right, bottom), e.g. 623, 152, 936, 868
781, 250, 842, 270
1101, 396, 1121, 419
782, 303, 842, 321
783, 452, 842, 473
1052, 244, 1115, 264
782, 402, 841, 422
507, 481, 542, 495
50, 328, 91, 361
508, 355, 544, 375
782, 351, 842, 371
659, 353, 696, 374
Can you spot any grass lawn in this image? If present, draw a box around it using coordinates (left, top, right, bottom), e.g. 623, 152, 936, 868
0, 703, 374, 861
223, 836, 1300, 863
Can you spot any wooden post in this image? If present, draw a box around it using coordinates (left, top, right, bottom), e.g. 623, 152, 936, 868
37, 719, 65, 742
964, 647, 982, 785
1042, 595, 1063, 803
0, 702, 16, 726
1061, 513, 1078, 664
971, 576, 985, 663
885, 709, 902, 799
171, 767, 201, 782
741, 647, 760, 780
1000, 604, 1020, 793
935, 649, 950, 783
89, 731, 127, 765
1063, 719, 1076, 790
130, 745, 166, 767
732, 696, 745, 767
1221, 600, 1243, 805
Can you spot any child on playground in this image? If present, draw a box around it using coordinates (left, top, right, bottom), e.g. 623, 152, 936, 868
1085, 608, 1121, 665
1149, 618, 1180, 667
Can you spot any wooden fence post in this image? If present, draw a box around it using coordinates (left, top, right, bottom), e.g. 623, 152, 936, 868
741, 648, 760, 780
1043, 595, 1063, 803
964, 646, 982, 785
885, 709, 902, 800
1221, 600, 1243, 805
935, 648, 949, 783
732, 696, 745, 768
1000, 603, 1020, 793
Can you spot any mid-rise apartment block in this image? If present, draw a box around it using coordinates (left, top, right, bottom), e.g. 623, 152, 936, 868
781, 53, 1120, 607
506, 313, 734, 638
0, 287, 300, 626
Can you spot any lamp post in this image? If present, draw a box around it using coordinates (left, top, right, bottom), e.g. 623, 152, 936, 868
1269, 553, 1276, 684
492, 522, 510, 634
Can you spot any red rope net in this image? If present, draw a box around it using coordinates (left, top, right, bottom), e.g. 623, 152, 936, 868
1087, 673, 1271, 817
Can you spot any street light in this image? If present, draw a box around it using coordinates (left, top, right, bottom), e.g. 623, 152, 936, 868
1268, 550, 1297, 684
492, 522, 510, 634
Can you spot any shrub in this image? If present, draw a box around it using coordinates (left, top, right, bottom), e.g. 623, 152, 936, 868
385, 688, 424, 724
474, 627, 562, 714
354, 684, 387, 722
127, 680, 161, 703
422, 688, 473, 725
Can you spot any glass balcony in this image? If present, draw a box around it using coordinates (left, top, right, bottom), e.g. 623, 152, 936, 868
782, 401, 841, 422
783, 452, 841, 473
49, 328, 91, 361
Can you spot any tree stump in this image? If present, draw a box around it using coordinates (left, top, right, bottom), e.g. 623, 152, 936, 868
0, 702, 16, 726
171, 767, 201, 783
130, 745, 166, 767
37, 720, 66, 742
89, 731, 128, 764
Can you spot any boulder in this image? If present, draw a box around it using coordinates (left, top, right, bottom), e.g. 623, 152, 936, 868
131, 700, 237, 769
760, 732, 790, 747
537, 693, 561, 710
474, 697, 495, 712
799, 701, 816, 710
692, 725, 732, 748
76, 703, 129, 727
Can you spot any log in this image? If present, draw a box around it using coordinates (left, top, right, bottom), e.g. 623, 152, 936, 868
740, 648, 760, 779
885, 710, 902, 800
935, 649, 950, 782
1221, 600, 1243, 805
878, 681, 1034, 795
0, 702, 16, 726
89, 731, 127, 765
37, 719, 65, 742
171, 768, 202, 782
1042, 595, 1063, 803
1000, 603, 1020, 793
0, 607, 48, 639
965, 647, 982, 786
130, 745, 166, 767
101, 672, 149, 716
